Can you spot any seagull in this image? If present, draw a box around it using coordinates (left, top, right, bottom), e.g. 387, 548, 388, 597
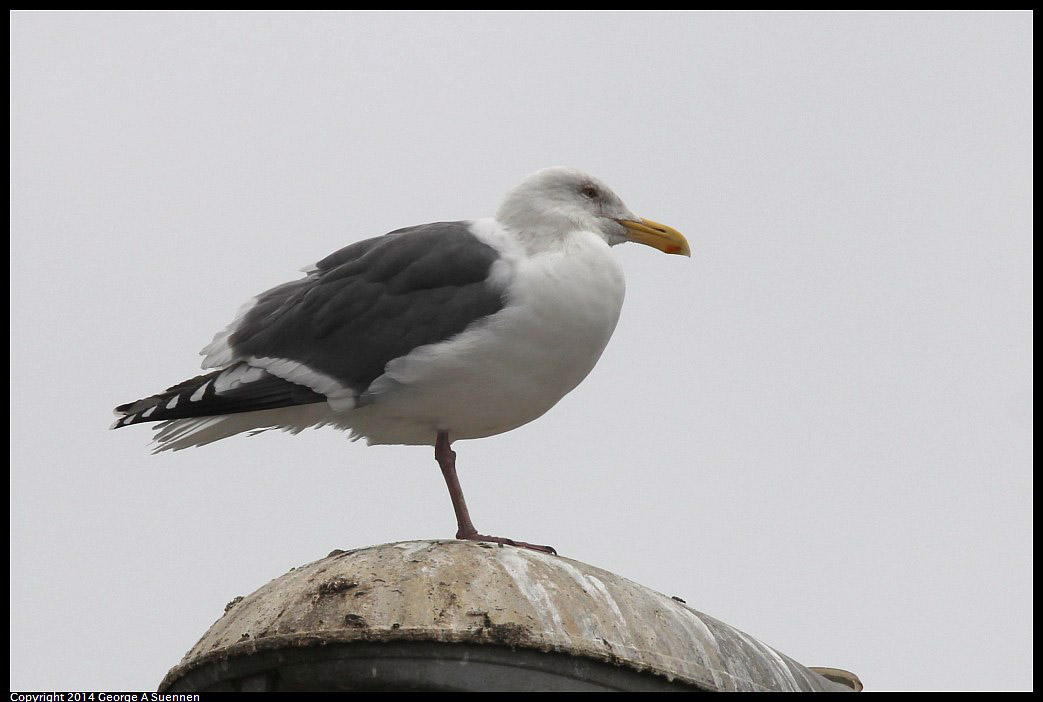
112, 167, 689, 553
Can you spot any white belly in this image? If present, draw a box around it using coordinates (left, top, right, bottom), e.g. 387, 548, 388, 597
345, 231, 626, 445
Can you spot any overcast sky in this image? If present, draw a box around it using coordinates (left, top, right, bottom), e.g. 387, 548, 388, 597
10, 11, 1032, 692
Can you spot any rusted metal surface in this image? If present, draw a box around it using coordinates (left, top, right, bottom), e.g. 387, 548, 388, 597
160, 540, 857, 692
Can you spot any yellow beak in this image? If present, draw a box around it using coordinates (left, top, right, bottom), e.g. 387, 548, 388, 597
618, 218, 690, 257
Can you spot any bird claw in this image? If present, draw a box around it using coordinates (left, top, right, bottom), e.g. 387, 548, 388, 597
456, 530, 557, 555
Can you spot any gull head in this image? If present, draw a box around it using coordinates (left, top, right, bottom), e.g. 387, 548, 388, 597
496, 167, 689, 256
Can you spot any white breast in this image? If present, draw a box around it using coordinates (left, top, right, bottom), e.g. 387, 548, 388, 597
345, 226, 626, 445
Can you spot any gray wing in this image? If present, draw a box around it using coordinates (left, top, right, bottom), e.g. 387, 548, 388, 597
113, 221, 507, 429
228, 221, 505, 394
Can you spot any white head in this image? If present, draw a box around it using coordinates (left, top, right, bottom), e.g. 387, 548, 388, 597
496, 167, 689, 256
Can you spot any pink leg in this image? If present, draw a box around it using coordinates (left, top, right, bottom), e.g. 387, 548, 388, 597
435, 430, 556, 555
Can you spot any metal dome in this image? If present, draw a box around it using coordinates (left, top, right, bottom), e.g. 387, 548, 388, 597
159, 540, 858, 692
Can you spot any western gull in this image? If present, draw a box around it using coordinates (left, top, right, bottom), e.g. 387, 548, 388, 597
112, 167, 689, 553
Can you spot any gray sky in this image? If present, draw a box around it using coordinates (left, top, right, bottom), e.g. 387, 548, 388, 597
10, 11, 1032, 692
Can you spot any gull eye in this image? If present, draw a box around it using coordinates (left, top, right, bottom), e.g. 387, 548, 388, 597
580, 184, 599, 200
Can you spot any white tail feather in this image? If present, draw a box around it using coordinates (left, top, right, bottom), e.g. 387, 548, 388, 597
150, 404, 338, 453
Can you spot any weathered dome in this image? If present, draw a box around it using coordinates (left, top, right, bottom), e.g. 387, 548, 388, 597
159, 540, 858, 692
